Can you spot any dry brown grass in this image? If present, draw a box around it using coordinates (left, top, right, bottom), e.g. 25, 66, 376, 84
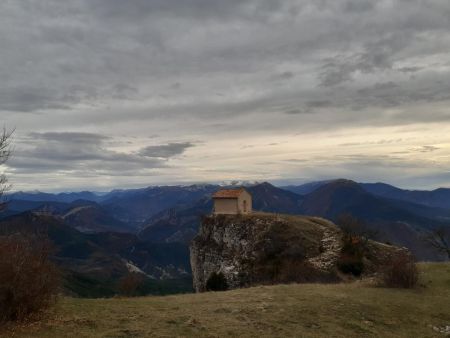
2, 263, 449, 338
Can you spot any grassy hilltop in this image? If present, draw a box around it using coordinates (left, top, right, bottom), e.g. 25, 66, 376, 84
3, 263, 450, 338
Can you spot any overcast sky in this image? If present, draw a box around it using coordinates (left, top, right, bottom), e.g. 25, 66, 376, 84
1, 0, 450, 191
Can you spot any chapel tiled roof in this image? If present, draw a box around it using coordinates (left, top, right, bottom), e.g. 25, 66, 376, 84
212, 188, 245, 199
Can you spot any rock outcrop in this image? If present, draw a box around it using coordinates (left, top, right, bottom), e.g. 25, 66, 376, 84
190, 213, 408, 292
190, 213, 343, 292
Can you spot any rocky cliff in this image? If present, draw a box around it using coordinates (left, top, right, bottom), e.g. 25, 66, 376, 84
190, 213, 341, 292
190, 213, 404, 292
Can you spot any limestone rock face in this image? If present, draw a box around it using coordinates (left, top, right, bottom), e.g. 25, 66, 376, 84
190, 213, 410, 292
190, 213, 342, 292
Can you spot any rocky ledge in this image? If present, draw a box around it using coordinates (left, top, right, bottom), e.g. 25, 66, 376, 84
190, 213, 405, 292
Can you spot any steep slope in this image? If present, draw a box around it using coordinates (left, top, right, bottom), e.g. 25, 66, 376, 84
101, 185, 219, 225
299, 179, 446, 260
247, 182, 303, 213
62, 204, 135, 233
300, 179, 446, 225
138, 198, 212, 243
2, 199, 135, 233
0, 212, 192, 296
0, 217, 125, 299
381, 198, 450, 222
362, 182, 450, 209
282, 180, 333, 195
0, 200, 70, 219
301, 180, 406, 220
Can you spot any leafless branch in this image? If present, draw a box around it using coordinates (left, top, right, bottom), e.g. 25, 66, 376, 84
0, 127, 14, 211
425, 227, 450, 259
0, 127, 14, 165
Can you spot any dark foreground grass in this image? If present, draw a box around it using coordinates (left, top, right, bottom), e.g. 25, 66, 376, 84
3, 263, 449, 338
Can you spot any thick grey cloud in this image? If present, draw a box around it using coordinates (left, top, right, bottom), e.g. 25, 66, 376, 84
139, 142, 195, 158
9, 132, 169, 176
1, 0, 450, 190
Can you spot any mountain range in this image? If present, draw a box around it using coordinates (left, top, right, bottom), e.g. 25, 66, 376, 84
0, 212, 192, 297
1, 179, 449, 296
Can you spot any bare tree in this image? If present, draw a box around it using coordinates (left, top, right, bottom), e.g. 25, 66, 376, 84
0, 235, 60, 322
426, 227, 450, 259
337, 213, 378, 245
0, 128, 13, 211
0, 128, 61, 323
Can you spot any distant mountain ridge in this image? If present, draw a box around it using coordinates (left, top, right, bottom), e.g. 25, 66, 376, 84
361, 182, 450, 209
9, 190, 104, 203
283, 180, 450, 210
101, 185, 219, 225
282, 180, 334, 195
4, 179, 450, 261
4, 185, 221, 232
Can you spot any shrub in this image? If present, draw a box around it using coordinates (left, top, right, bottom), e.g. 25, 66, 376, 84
341, 236, 365, 257
336, 214, 372, 276
0, 235, 60, 323
338, 233, 365, 277
338, 213, 377, 251
118, 273, 146, 297
337, 254, 364, 276
382, 251, 418, 288
206, 272, 228, 291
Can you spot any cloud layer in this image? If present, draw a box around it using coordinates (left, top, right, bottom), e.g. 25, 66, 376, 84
1, 0, 450, 190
